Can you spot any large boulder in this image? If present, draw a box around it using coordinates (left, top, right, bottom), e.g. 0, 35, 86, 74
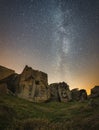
17, 65, 50, 102
1, 65, 89, 103
79, 89, 87, 101
71, 88, 80, 101
90, 86, 99, 98
71, 88, 87, 101
49, 82, 72, 102
0, 65, 50, 103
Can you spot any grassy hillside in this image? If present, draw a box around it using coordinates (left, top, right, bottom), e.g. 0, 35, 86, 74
0, 94, 99, 130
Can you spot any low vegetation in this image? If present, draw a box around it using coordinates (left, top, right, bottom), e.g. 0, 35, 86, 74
0, 94, 99, 130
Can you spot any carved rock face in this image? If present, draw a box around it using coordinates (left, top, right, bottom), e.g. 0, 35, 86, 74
49, 82, 71, 102
18, 65, 49, 102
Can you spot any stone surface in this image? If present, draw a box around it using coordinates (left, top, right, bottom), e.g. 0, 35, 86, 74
49, 82, 71, 102
90, 86, 99, 98
0, 83, 8, 94
71, 88, 79, 101
0, 66, 17, 95
0, 66, 15, 80
17, 65, 50, 102
71, 88, 87, 101
79, 89, 87, 101
0, 65, 89, 103
0, 73, 20, 94
0, 65, 50, 102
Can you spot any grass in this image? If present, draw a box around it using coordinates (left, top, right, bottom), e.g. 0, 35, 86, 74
0, 94, 99, 130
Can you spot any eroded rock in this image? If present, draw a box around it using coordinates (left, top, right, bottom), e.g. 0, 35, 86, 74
0, 65, 15, 80
71, 88, 87, 101
49, 82, 72, 102
0, 83, 8, 94
17, 65, 50, 102
90, 86, 99, 98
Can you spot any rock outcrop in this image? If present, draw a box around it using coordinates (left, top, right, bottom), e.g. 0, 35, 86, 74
71, 88, 87, 101
0, 65, 50, 102
90, 86, 99, 98
0, 73, 20, 94
17, 65, 50, 102
49, 82, 72, 102
0, 66, 15, 80
0, 83, 8, 95
0, 65, 89, 103
0, 66, 16, 95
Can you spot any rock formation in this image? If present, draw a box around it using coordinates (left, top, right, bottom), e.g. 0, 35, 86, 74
0, 65, 50, 102
0, 73, 20, 94
0, 65, 15, 80
71, 88, 87, 101
90, 86, 99, 98
17, 65, 50, 102
0, 83, 8, 94
79, 89, 87, 101
0, 66, 16, 95
0, 65, 89, 103
71, 88, 79, 101
49, 82, 72, 102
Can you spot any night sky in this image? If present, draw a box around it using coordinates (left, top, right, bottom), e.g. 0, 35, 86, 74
0, 0, 99, 93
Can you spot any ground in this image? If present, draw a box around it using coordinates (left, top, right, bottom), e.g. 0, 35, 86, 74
0, 94, 99, 130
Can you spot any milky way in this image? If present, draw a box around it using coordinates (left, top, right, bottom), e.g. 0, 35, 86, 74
51, 1, 75, 81
0, 0, 99, 92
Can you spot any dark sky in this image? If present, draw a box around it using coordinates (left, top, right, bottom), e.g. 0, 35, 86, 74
0, 0, 99, 93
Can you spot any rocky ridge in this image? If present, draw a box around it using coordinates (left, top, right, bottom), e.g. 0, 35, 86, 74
0, 65, 98, 102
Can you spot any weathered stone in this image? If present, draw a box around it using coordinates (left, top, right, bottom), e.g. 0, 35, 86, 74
49, 82, 71, 102
71, 88, 87, 101
17, 65, 50, 102
0, 66, 17, 95
0, 66, 15, 80
71, 88, 79, 101
0, 83, 8, 94
79, 89, 87, 101
90, 86, 99, 98
0, 73, 20, 94
0, 65, 50, 102
0, 65, 89, 103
